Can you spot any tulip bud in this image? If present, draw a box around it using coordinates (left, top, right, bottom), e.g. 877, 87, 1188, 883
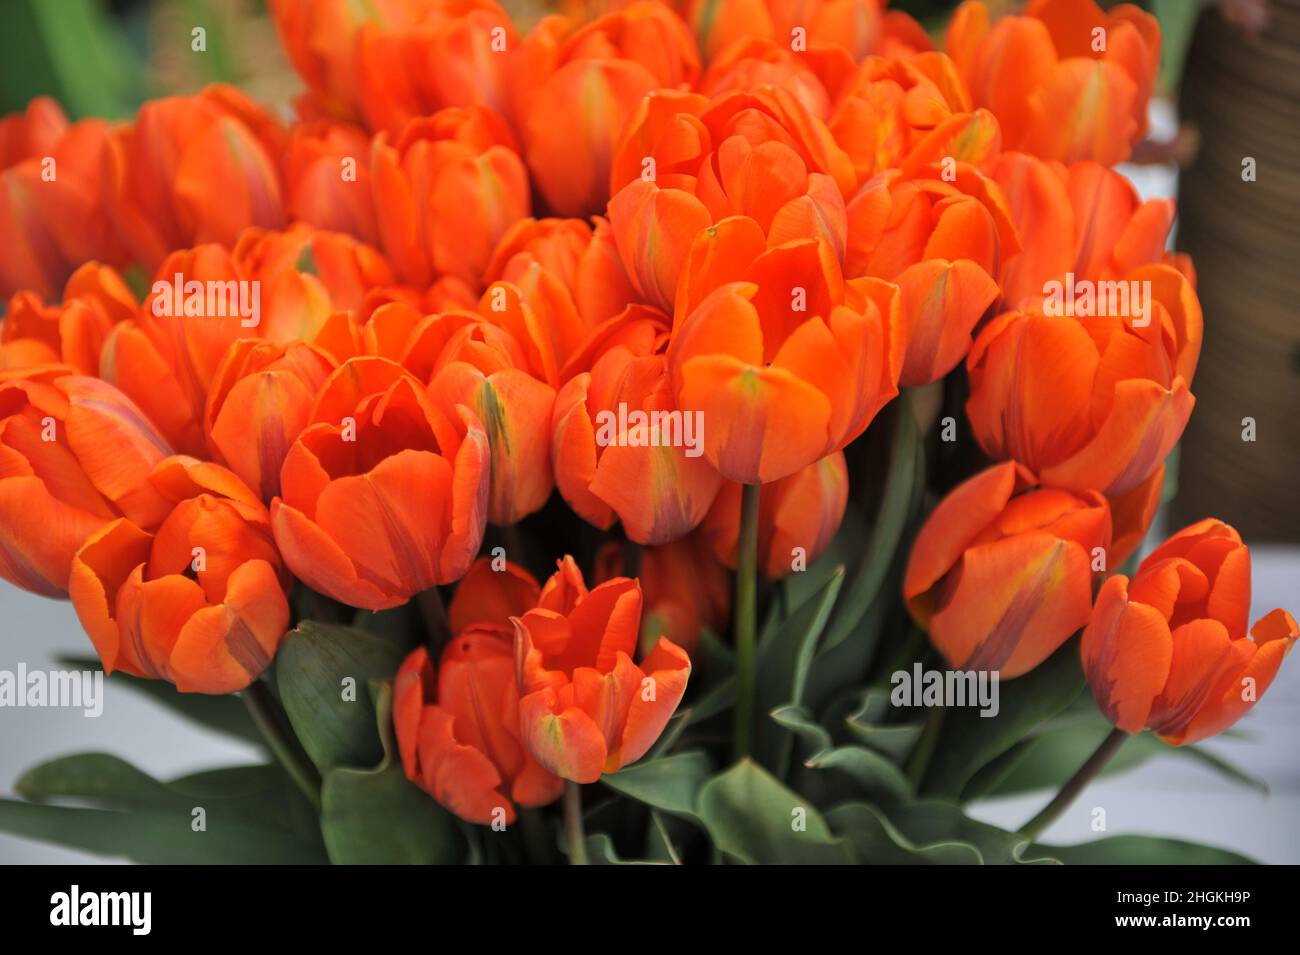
1083, 519, 1297, 744
0, 372, 172, 596
905, 461, 1111, 679
68, 456, 290, 693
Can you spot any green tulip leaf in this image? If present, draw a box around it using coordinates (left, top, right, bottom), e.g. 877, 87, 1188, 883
696, 759, 854, 864
602, 750, 712, 824
275, 621, 409, 774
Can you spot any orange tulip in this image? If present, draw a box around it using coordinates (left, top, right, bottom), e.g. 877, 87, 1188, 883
945, 0, 1159, 166
685, 0, 911, 65
448, 555, 541, 636
0, 102, 125, 300
594, 533, 730, 656
483, 216, 635, 338
1083, 519, 1297, 744
966, 271, 1201, 497
992, 154, 1195, 310
845, 166, 1015, 386
1, 263, 137, 375
0, 372, 172, 596
232, 224, 400, 345
552, 307, 723, 544
100, 244, 254, 455
829, 53, 1002, 183
518, 2, 700, 217
702, 450, 848, 579
515, 557, 692, 782
666, 268, 904, 484
371, 107, 530, 288
395, 636, 563, 825
698, 35, 853, 121
105, 86, 287, 271
904, 461, 1110, 679
282, 119, 380, 246
269, 0, 495, 132
69, 456, 290, 694
427, 318, 557, 525
270, 356, 489, 610
204, 340, 336, 503
607, 87, 856, 313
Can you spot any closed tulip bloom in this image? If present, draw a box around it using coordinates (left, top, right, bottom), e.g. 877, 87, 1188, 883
1, 263, 137, 375
829, 53, 1001, 183
271, 356, 490, 610
685, 0, 893, 64
204, 340, 336, 503
702, 450, 848, 580
427, 319, 557, 525
514, 557, 692, 782
483, 216, 636, 338
552, 309, 723, 545
69, 456, 289, 694
845, 167, 1015, 386
0, 372, 172, 596
447, 555, 541, 636
371, 107, 530, 288
395, 633, 563, 825
518, 2, 699, 217
0, 106, 125, 301
966, 268, 1201, 497
282, 119, 382, 247
993, 155, 1195, 310
105, 86, 287, 271
268, 0, 444, 127
945, 0, 1159, 166
1083, 519, 1298, 744
232, 224, 398, 345
905, 461, 1111, 679
100, 244, 254, 455
607, 87, 855, 314
667, 268, 905, 485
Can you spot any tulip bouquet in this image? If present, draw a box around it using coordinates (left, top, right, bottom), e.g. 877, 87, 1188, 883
0, 0, 1294, 867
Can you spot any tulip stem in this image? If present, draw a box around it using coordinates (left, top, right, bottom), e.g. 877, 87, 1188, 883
904, 705, 945, 790
563, 781, 589, 865
733, 482, 762, 762
1019, 727, 1128, 842
242, 679, 321, 810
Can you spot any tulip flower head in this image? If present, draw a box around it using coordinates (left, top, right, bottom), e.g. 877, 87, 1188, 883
905, 461, 1111, 679
514, 557, 691, 782
1083, 520, 1298, 745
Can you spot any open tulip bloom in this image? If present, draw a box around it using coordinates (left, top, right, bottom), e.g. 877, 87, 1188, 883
0, 0, 1293, 872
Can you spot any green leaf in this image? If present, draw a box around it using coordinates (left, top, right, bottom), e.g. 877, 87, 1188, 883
844, 689, 923, 761
806, 397, 924, 708
57, 656, 261, 747
695, 759, 854, 864
602, 750, 712, 824
771, 706, 911, 803
826, 803, 982, 864
319, 681, 464, 864
584, 832, 669, 865
857, 800, 1059, 864
2, 754, 326, 863
0, 800, 328, 863
275, 621, 409, 774
1038, 835, 1255, 865
755, 568, 844, 775
922, 637, 1086, 800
